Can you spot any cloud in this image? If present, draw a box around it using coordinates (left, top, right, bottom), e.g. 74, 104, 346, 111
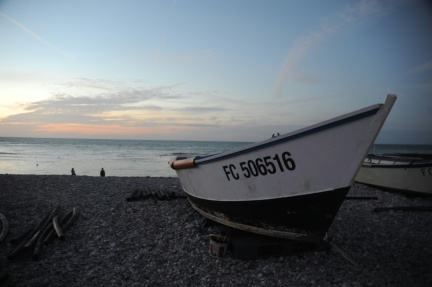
64, 78, 115, 91
171, 0, 178, 8
153, 49, 219, 65
0, 12, 75, 60
273, 0, 394, 99
407, 60, 432, 74
273, 31, 328, 99
0, 84, 180, 125
0, 74, 365, 141
339, 0, 388, 22
0, 78, 231, 135
177, 106, 226, 113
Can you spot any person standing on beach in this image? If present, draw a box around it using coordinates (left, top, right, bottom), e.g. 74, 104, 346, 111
100, 168, 105, 177
71, 168, 76, 176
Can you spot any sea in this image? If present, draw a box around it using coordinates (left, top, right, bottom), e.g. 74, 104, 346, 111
0, 137, 431, 177
0, 137, 252, 177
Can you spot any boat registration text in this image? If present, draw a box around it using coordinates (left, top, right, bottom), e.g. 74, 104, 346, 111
421, 168, 432, 176
223, 152, 296, 181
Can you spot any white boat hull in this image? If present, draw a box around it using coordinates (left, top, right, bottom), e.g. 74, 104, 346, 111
355, 155, 432, 195
170, 95, 397, 239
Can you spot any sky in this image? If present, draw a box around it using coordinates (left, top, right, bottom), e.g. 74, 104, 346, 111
0, 0, 431, 144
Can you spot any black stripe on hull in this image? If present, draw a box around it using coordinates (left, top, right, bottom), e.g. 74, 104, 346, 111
362, 164, 432, 169
187, 187, 350, 237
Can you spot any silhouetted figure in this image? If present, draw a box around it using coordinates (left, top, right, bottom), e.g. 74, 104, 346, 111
71, 168, 76, 176
100, 168, 105, 177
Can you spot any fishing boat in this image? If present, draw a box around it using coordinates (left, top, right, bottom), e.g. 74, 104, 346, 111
355, 154, 432, 195
169, 95, 397, 240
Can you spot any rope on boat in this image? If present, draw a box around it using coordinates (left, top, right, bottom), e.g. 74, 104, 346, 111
7, 207, 79, 261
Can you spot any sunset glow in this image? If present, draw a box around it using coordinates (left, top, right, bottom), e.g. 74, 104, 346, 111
1, 1, 431, 143
34, 123, 185, 136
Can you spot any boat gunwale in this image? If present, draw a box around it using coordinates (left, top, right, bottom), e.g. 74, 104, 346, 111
362, 162, 432, 169
194, 103, 381, 166
363, 154, 432, 168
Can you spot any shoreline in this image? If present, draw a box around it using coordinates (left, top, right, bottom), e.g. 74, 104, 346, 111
1, 174, 432, 286
0, 174, 177, 178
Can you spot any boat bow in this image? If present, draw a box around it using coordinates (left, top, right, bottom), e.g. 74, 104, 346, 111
169, 94, 397, 239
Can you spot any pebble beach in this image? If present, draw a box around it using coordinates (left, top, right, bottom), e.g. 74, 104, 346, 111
0, 174, 431, 286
